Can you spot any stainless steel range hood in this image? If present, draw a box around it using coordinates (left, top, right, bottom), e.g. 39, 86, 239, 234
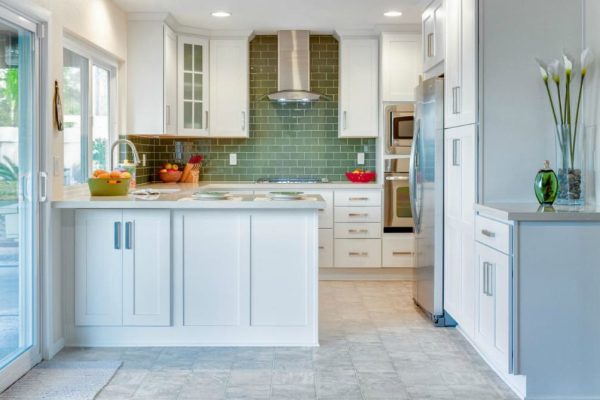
267, 31, 326, 102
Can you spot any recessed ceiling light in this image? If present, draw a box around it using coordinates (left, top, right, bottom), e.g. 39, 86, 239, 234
384, 11, 403, 17
211, 11, 231, 17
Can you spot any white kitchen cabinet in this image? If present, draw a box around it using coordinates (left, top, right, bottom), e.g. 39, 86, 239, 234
75, 210, 123, 326
178, 35, 210, 137
380, 33, 422, 102
382, 235, 414, 268
181, 213, 250, 326
445, 0, 477, 128
422, 0, 445, 73
122, 210, 171, 326
209, 39, 249, 138
335, 239, 382, 268
443, 124, 476, 335
127, 20, 178, 135
74, 209, 171, 327
339, 37, 379, 138
475, 241, 510, 373
318, 228, 334, 268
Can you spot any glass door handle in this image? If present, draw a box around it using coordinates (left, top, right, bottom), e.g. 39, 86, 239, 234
39, 172, 48, 202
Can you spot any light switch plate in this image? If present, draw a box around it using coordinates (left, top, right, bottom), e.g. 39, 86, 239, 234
229, 153, 237, 166
357, 153, 365, 165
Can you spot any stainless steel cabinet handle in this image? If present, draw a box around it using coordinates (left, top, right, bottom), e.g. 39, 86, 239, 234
319, 246, 325, 250
348, 213, 369, 217
427, 33, 434, 57
349, 197, 369, 201
489, 263, 495, 297
349, 251, 368, 257
456, 86, 461, 114
114, 222, 122, 250
241, 111, 246, 131
481, 229, 496, 238
39, 172, 48, 202
348, 229, 369, 233
482, 262, 488, 295
205, 111, 209, 130
343, 111, 347, 130
452, 139, 461, 166
392, 251, 412, 255
452, 87, 459, 114
385, 176, 409, 181
125, 221, 133, 250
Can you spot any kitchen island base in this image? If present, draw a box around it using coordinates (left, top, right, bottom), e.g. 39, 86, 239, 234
58, 200, 321, 347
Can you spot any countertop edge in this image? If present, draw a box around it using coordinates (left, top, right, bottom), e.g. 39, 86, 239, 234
475, 203, 600, 222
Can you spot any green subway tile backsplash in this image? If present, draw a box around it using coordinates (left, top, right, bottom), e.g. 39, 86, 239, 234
128, 35, 376, 184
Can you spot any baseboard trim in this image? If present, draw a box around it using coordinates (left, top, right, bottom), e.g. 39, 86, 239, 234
319, 267, 414, 281
46, 338, 65, 360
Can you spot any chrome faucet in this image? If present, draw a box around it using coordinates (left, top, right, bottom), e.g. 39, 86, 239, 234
110, 139, 141, 170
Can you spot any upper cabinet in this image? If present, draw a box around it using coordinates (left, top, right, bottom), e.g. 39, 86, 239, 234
178, 36, 210, 137
339, 37, 379, 138
127, 20, 178, 135
422, 0, 445, 73
445, 0, 477, 128
380, 33, 422, 102
209, 39, 249, 138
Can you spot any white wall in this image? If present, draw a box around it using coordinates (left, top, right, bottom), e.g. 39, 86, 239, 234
5, 0, 127, 358
480, 0, 584, 203
584, 0, 600, 204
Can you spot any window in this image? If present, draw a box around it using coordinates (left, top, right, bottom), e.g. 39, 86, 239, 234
63, 39, 116, 185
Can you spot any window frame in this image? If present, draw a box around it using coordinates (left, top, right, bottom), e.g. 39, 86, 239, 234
63, 35, 118, 185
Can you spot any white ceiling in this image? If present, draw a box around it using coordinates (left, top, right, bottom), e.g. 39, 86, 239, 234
112, 0, 426, 32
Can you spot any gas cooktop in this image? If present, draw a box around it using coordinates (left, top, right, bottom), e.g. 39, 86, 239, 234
255, 177, 329, 184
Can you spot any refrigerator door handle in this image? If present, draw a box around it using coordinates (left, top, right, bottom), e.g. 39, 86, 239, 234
409, 119, 420, 233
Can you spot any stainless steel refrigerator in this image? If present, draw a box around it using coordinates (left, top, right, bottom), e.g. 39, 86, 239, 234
410, 77, 450, 326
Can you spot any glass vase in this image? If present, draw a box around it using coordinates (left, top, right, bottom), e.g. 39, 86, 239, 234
555, 124, 586, 206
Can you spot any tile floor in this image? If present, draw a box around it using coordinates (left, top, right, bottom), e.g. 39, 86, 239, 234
53, 281, 518, 400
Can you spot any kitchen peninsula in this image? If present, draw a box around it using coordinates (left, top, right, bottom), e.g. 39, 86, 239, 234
53, 189, 324, 347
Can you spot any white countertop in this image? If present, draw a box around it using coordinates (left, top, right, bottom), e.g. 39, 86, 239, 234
53, 183, 326, 209
475, 202, 600, 222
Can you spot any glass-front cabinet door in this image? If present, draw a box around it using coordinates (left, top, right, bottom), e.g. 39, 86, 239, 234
178, 36, 209, 137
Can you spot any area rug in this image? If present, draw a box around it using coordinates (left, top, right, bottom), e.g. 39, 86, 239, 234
0, 360, 122, 399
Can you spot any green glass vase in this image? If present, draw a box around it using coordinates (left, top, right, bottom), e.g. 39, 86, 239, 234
534, 160, 558, 205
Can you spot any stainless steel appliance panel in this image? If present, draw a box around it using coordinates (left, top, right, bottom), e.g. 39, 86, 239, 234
385, 104, 415, 155
384, 158, 413, 232
410, 77, 445, 324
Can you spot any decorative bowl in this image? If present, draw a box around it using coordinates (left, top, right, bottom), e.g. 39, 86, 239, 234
345, 171, 376, 183
88, 178, 131, 196
159, 171, 183, 183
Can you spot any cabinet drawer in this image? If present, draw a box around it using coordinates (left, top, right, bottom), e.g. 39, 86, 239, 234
335, 223, 381, 239
475, 215, 511, 254
319, 229, 334, 268
335, 190, 381, 206
382, 235, 414, 268
334, 206, 381, 223
335, 239, 382, 268
307, 190, 333, 228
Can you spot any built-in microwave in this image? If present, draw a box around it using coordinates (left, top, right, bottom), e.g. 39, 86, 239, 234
385, 103, 415, 155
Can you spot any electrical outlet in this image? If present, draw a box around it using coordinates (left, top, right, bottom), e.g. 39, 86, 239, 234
142, 154, 147, 167
357, 152, 365, 165
229, 153, 237, 166
53, 156, 61, 176
363, 144, 369, 152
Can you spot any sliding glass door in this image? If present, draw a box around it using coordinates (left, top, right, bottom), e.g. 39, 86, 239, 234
0, 8, 40, 391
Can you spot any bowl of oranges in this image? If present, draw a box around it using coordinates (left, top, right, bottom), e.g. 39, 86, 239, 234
88, 170, 132, 196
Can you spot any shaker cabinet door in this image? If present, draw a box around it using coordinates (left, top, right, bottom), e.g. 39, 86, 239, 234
178, 36, 210, 137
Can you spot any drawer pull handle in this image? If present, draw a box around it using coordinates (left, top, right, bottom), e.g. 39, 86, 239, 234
349, 197, 369, 201
348, 213, 369, 217
481, 229, 496, 238
348, 229, 369, 233
392, 251, 412, 255
319, 246, 325, 250
349, 251, 368, 257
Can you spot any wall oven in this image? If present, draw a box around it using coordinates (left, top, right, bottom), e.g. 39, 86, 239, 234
384, 158, 413, 232
385, 103, 415, 155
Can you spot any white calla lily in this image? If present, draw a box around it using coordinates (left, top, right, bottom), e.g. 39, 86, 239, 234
547, 59, 562, 83
581, 48, 594, 77
563, 53, 573, 77
535, 58, 549, 82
